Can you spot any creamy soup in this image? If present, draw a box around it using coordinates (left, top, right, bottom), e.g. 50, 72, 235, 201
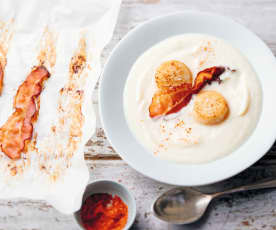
123, 34, 262, 164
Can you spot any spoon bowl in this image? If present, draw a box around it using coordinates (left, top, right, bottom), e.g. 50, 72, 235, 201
153, 187, 212, 224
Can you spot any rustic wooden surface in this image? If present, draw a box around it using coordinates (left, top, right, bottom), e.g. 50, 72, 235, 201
1, 0, 276, 229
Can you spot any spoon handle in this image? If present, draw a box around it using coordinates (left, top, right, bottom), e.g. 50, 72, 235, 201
213, 178, 276, 198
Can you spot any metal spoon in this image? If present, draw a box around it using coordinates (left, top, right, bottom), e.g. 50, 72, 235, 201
153, 178, 276, 224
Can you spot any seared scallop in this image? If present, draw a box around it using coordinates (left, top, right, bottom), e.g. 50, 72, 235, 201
193, 90, 229, 125
155, 60, 192, 90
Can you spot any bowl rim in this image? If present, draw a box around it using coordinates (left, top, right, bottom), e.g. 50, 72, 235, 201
99, 11, 276, 186
73, 179, 136, 230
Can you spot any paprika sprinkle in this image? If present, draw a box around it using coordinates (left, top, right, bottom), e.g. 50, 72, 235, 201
80, 193, 128, 230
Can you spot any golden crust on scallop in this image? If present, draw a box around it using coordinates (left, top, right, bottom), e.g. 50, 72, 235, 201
193, 90, 229, 125
155, 60, 192, 90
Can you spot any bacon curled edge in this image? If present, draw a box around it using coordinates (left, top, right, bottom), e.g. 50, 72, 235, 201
0, 66, 50, 159
149, 66, 225, 118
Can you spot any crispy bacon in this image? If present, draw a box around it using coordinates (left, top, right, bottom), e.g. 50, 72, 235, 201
0, 63, 3, 94
193, 66, 225, 93
0, 66, 50, 159
149, 83, 192, 118
149, 66, 225, 118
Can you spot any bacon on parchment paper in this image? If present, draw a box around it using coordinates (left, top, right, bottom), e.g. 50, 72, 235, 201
0, 66, 50, 159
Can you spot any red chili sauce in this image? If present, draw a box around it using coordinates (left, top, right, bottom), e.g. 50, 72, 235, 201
80, 193, 128, 230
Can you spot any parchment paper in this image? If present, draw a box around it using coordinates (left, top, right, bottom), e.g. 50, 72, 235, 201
0, 0, 121, 214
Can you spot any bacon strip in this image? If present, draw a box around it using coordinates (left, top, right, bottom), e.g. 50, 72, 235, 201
149, 83, 192, 118
193, 66, 225, 93
0, 66, 50, 159
149, 66, 225, 118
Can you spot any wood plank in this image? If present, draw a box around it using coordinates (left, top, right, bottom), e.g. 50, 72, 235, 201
2, 160, 276, 230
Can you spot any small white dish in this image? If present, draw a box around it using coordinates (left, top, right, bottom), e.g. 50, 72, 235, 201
74, 180, 136, 230
99, 12, 276, 186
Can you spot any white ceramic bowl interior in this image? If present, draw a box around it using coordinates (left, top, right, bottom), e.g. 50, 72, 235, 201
99, 12, 276, 186
74, 180, 136, 230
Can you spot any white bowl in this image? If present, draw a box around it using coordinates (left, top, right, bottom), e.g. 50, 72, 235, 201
99, 12, 276, 186
74, 180, 136, 230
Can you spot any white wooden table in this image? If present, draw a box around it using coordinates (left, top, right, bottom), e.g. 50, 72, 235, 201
1, 0, 276, 229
